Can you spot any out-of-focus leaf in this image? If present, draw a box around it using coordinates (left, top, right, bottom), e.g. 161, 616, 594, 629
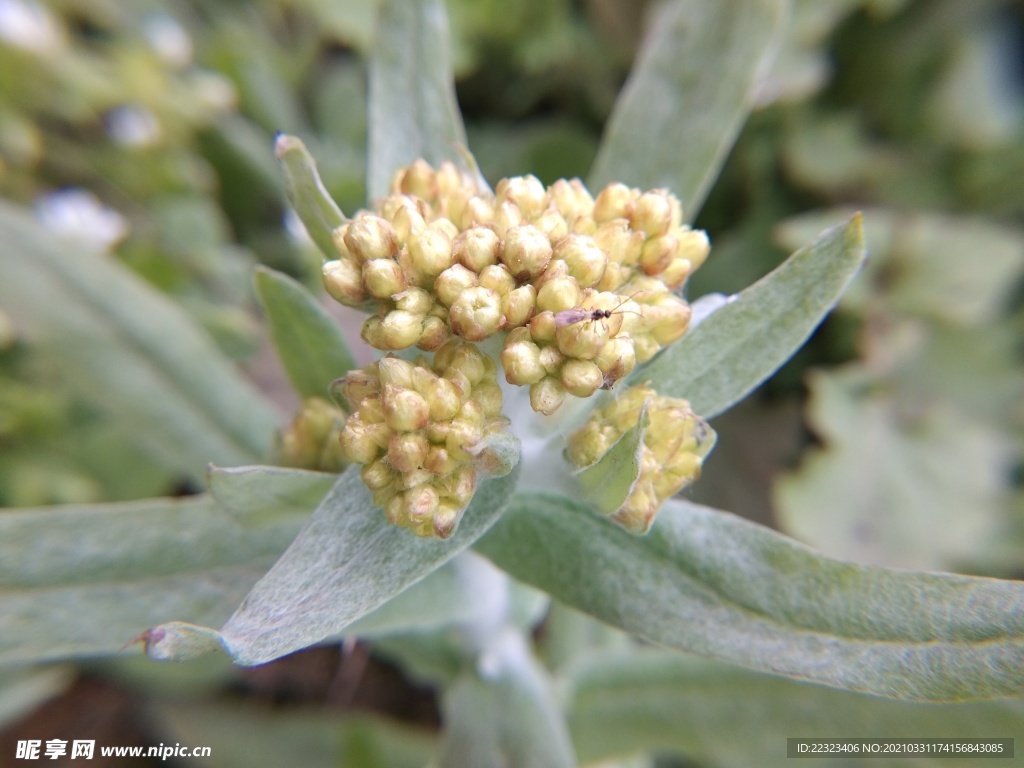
0, 202, 279, 481
588, 0, 786, 218
275, 134, 348, 259
213, 464, 520, 665
159, 703, 435, 768
476, 491, 1024, 702
640, 215, 866, 418
0, 496, 290, 665
566, 650, 1024, 768
0, 667, 75, 728
367, 0, 472, 200
253, 266, 355, 399
574, 401, 648, 517
775, 367, 1009, 570
775, 208, 1024, 325
438, 628, 576, 768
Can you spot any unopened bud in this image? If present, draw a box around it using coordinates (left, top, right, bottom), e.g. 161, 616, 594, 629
555, 234, 607, 288
501, 330, 546, 385
323, 259, 365, 306
388, 432, 430, 472
496, 175, 549, 220
407, 222, 455, 282
593, 182, 636, 223
448, 286, 503, 341
630, 190, 674, 238
362, 257, 407, 299
345, 215, 398, 262
382, 384, 430, 432
501, 225, 552, 282
453, 227, 501, 272
560, 358, 604, 398
435, 264, 479, 306
530, 377, 566, 415
502, 285, 537, 327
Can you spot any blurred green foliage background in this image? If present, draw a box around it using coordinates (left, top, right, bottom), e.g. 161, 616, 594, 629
1, 0, 1022, 765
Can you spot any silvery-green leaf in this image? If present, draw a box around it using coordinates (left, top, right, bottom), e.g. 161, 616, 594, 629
275, 134, 347, 259
438, 628, 576, 768
566, 650, 1024, 768
253, 266, 356, 400
574, 400, 649, 517
0, 496, 290, 665
0, 202, 279, 480
218, 464, 519, 664
476, 491, 1024, 702
367, 0, 472, 200
588, 0, 787, 218
640, 215, 866, 418
208, 464, 336, 529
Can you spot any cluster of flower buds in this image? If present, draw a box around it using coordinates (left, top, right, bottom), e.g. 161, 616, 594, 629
337, 341, 513, 538
565, 383, 715, 534
321, 160, 710, 414
274, 397, 349, 473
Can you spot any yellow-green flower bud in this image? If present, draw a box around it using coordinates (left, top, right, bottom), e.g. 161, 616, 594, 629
388, 432, 430, 473
630, 190, 675, 238
448, 285, 503, 341
560, 358, 603, 398
449, 342, 487, 385
322, 258, 366, 306
425, 445, 458, 475
533, 208, 569, 242
538, 344, 565, 376
435, 264, 479, 307
459, 195, 496, 230
377, 355, 417, 389
390, 199, 427, 243
550, 178, 594, 222
594, 335, 636, 388
502, 285, 537, 328
340, 367, 380, 408
427, 377, 462, 421
530, 377, 565, 415
405, 483, 440, 522
345, 215, 398, 263
454, 226, 501, 272
479, 264, 516, 296
331, 224, 354, 261
500, 329, 546, 385
536, 275, 581, 313
474, 382, 504, 418
276, 397, 349, 472
361, 458, 397, 491
496, 175, 549, 220
593, 182, 636, 223
340, 420, 384, 465
393, 158, 437, 199
362, 257, 407, 299
640, 233, 680, 276
528, 310, 557, 343
501, 224, 553, 282
431, 501, 462, 539
393, 287, 434, 315
492, 201, 525, 238
417, 315, 450, 351
363, 310, 423, 350
555, 234, 607, 288
407, 221, 455, 283
382, 384, 430, 432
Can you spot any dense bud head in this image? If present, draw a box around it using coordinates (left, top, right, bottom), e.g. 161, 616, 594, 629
435, 264, 479, 307
322, 258, 365, 306
501, 225, 553, 282
593, 182, 636, 223
529, 377, 565, 416
448, 285, 503, 341
630, 190, 675, 238
453, 226, 501, 272
344, 215, 398, 262
496, 175, 549, 220
555, 234, 607, 288
560, 358, 603, 398
362, 257, 407, 299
